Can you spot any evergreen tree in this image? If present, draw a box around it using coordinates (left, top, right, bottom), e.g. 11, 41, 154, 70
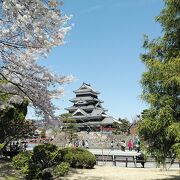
113, 118, 130, 134
138, 0, 180, 168
0, 99, 35, 151
60, 113, 78, 143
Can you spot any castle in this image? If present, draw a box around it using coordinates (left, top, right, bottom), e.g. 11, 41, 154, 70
65, 83, 117, 131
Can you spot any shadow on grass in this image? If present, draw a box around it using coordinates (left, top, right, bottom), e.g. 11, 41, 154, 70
160, 174, 180, 180
0, 159, 23, 179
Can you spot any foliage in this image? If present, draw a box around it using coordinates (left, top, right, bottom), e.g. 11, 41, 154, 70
12, 151, 32, 174
54, 162, 70, 177
4, 177, 16, 180
113, 118, 130, 134
0, 99, 35, 148
139, 0, 180, 168
0, 143, 4, 150
40, 128, 46, 138
60, 113, 78, 142
0, 0, 73, 119
11, 145, 96, 179
31, 143, 61, 169
167, 122, 180, 160
41, 168, 53, 180
61, 147, 96, 169
12, 143, 62, 179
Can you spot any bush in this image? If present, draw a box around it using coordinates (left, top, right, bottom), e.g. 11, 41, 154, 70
61, 147, 96, 169
12, 144, 62, 179
12, 151, 32, 174
54, 162, 70, 177
13, 145, 94, 179
26, 143, 62, 179
32, 143, 61, 167
41, 168, 53, 179
0, 143, 4, 150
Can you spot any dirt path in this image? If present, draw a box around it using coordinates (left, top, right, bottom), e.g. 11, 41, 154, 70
62, 166, 180, 180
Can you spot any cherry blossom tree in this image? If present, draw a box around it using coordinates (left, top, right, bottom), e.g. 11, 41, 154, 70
0, 0, 73, 120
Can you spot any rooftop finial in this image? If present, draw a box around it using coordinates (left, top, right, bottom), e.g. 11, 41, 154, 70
82, 82, 90, 86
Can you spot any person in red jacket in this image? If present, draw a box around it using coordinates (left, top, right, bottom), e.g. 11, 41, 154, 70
127, 139, 133, 151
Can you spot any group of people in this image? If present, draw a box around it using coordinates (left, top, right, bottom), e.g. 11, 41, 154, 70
2, 141, 28, 158
111, 140, 126, 151
66, 139, 89, 149
127, 138, 141, 152
110, 138, 141, 152
8, 141, 28, 152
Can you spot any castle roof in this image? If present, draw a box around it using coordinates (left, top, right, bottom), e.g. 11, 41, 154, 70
101, 116, 117, 124
73, 116, 117, 126
74, 83, 100, 94
65, 105, 107, 111
70, 96, 103, 103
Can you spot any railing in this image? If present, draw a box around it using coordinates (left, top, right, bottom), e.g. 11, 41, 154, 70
94, 154, 180, 168
95, 154, 142, 167
26, 138, 53, 143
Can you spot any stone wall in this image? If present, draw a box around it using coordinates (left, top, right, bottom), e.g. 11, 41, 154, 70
52, 131, 136, 149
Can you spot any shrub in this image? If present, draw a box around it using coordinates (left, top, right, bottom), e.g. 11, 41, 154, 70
32, 143, 62, 169
12, 151, 32, 174
54, 162, 70, 177
26, 143, 62, 179
41, 168, 53, 180
12, 144, 62, 179
61, 147, 96, 169
0, 143, 4, 150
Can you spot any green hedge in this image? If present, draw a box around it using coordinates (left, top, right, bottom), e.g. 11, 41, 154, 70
61, 147, 96, 169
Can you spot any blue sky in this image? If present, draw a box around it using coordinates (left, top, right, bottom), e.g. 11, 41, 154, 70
29, 0, 164, 121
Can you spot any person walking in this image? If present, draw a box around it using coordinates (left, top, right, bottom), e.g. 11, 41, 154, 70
82, 139, 85, 147
111, 141, 114, 150
85, 140, 89, 149
120, 140, 126, 151
134, 138, 141, 152
127, 139, 133, 151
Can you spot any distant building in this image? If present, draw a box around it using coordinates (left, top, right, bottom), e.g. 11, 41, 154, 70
65, 83, 117, 131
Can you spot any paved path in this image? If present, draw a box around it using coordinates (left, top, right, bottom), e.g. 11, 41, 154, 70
89, 148, 140, 156
88, 149, 180, 169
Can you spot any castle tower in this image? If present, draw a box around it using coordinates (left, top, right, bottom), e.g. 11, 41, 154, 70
65, 83, 116, 131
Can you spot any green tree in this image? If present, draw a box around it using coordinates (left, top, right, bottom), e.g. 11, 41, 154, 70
138, 0, 180, 168
40, 128, 46, 138
0, 99, 35, 151
60, 113, 78, 143
113, 118, 130, 134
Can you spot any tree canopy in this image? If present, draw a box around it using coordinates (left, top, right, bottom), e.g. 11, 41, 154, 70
139, 0, 180, 167
59, 113, 78, 142
113, 118, 130, 134
0, 0, 73, 119
0, 99, 35, 149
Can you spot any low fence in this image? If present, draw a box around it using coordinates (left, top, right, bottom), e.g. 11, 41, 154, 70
94, 154, 180, 168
